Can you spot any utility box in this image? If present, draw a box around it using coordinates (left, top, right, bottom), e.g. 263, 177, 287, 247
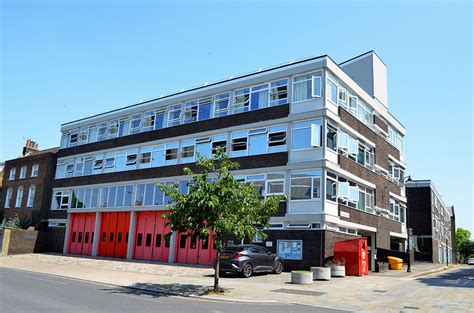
334, 238, 369, 276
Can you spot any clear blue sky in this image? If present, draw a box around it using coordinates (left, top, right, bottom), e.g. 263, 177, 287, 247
1, 1, 472, 233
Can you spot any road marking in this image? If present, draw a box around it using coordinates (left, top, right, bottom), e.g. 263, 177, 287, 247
25, 275, 67, 285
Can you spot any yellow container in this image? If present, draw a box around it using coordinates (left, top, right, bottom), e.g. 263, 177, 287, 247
387, 256, 403, 270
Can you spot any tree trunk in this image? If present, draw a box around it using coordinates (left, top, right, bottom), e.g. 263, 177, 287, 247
214, 250, 220, 290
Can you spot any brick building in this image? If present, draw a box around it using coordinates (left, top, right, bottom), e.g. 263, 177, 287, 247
0, 141, 62, 252
406, 180, 456, 264
52, 51, 407, 270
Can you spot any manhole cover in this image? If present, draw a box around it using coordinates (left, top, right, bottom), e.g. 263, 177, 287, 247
272, 289, 326, 296
373, 289, 387, 293
404, 306, 420, 310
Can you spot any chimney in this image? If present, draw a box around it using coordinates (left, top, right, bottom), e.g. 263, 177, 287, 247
22, 139, 39, 156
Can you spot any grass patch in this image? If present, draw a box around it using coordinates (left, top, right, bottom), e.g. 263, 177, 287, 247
203, 287, 231, 296
292, 270, 311, 273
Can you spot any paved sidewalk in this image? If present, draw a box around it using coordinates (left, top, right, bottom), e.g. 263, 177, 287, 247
0, 253, 472, 312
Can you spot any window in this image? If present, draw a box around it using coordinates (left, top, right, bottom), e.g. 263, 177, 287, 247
250, 84, 269, 110
124, 185, 134, 206
231, 132, 247, 157
184, 100, 198, 123
338, 87, 347, 106
75, 159, 84, 177
135, 184, 145, 206
9, 168, 16, 180
19, 166, 27, 179
267, 125, 287, 153
198, 97, 212, 121
15, 186, 24, 207
139, 151, 152, 166
290, 170, 321, 200
93, 159, 103, 170
326, 177, 337, 202
130, 114, 142, 134
168, 104, 182, 126
246, 175, 265, 198
126, 153, 138, 165
326, 77, 338, 104
266, 173, 285, 195
164, 143, 179, 164
269, 79, 288, 106
180, 140, 195, 163
142, 111, 156, 131
31, 164, 39, 177
83, 157, 94, 175
389, 161, 405, 184
358, 187, 374, 213
118, 119, 130, 136
291, 119, 322, 150
233, 88, 250, 113
97, 122, 108, 141
357, 143, 374, 170
108, 120, 119, 138
327, 125, 337, 151
27, 185, 36, 207
154, 110, 166, 130
69, 133, 78, 146
155, 234, 162, 247
53, 191, 70, 210
5, 188, 13, 208
248, 128, 267, 155
213, 93, 230, 117
293, 72, 322, 102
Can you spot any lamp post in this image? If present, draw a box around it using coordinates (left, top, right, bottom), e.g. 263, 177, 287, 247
402, 175, 412, 272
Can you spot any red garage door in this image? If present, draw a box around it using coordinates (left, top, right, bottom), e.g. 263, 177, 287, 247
68, 213, 96, 256
134, 211, 171, 262
98, 212, 130, 258
176, 231, 217, 265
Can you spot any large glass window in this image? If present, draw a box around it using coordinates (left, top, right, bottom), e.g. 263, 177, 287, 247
27, 185, 36, 207
293, 72, 322, 102
233, 88, 250, 113
144, 183, 154, 206
198, 97, 212, 121
269, 79, 288, 106
327, 125, 337, 151
180, 140, 195, 163
135, 184, 145, 206
184, 100, 198, 123
213, 93, 230, 117
290, 170, 321, 200
326, 78, 338, 104
168, 104, 182, 126
5, 188, 13, 208
291, 119, 322, 150
142, 111, 156, 131
15, 186, 24, 207
130, 114, 142, 134
250, 84, 269, 110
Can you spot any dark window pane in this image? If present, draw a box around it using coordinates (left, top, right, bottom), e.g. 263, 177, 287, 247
125, 232, 129, 243
72, 232, 76, 243
137, 233, 143, 246
145, 234, 152, 247
109, 232, 114, 243
78, 232, 83, 243
84, 232, 89, 244
165, 234, 171, 248
91, 232, 94, 244
179, 234, 187, 249
117, 232, 122, 243
155, 234, 162, 247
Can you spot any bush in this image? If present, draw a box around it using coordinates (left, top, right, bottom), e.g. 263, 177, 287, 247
4, 215, 32, 230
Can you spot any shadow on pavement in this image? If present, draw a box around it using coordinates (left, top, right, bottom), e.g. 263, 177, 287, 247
416, 267, 474, 289
99, 282, 212, 298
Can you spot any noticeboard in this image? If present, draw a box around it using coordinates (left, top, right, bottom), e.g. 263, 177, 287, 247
277, 240, 303, 260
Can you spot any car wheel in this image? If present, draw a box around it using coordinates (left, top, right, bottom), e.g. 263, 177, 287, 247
241, 262, 253, 278
273, 260, 283, 274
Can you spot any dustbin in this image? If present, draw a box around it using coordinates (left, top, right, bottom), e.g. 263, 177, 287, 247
387, 256, 403, 270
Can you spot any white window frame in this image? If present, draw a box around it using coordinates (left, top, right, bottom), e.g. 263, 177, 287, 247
15, 186, 24, 207
31, 164, 39, 177
290, 170, 322, 201
19, 166, 27, 179
27, 185, 36, 207
9, 168, 16, 180
212, 93, 230, 117
167, 104, 182, 127
5, 187, 13, 208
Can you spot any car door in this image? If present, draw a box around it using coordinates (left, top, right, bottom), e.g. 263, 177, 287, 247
248, 246, 265, 271
256, 246, 274, 270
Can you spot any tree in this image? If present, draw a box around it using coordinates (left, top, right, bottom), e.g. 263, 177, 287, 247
456, 228, 473, 262
159, 148, 282, 290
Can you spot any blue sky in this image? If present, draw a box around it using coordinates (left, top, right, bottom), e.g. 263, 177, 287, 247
1, 1, 472, 232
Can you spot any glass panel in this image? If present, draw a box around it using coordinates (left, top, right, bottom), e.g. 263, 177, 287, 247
248, 133, 267, 155
153, 185, 164, 206
135, 184, 145, 206
291, 178, 311, 200
124, 185, 134, 206
108, 187, 117, 208
292, 128, 311, 150
116, 186, 125, 207
144, 184, 154, 206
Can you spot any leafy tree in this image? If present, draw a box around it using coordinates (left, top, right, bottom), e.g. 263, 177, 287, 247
456, 228, 473, 262
160, 147, 282, 290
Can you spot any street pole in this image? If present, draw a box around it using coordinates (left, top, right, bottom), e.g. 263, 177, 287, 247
407, 228, 412, 272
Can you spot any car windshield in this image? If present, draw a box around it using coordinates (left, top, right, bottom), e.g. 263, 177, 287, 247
223, 246, 246, 253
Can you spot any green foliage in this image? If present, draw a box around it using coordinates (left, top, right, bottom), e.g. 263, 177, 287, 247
159, 147, 283, 289
456, 228, 474, 262
4, 215, 22, 229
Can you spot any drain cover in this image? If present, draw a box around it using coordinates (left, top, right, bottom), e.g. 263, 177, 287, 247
272, 289, 326, 296
373, 289, 388, 293
404, 306, 420, 310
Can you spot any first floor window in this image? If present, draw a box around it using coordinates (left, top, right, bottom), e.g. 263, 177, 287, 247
326, 125, 337, 151
291, 119, 322, 150
326, 178, 337, 202
27, 185, 36, 207
15, 186, 24, 207
19, 166, 27, 179
53, 191, 70, 210
290, 170, 321, 200
9, 168, 16, 180
293, 72, 322, 102
5, 187, 13, 208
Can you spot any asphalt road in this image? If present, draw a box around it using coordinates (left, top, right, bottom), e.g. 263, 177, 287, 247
0, 267, 347, 313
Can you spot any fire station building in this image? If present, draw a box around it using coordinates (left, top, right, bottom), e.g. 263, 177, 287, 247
52, 51, 407, 269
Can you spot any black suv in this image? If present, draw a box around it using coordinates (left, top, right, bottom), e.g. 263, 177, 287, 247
217, 245, 284, 278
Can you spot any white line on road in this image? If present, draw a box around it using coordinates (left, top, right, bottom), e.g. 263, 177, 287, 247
25, 275, 68, 285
